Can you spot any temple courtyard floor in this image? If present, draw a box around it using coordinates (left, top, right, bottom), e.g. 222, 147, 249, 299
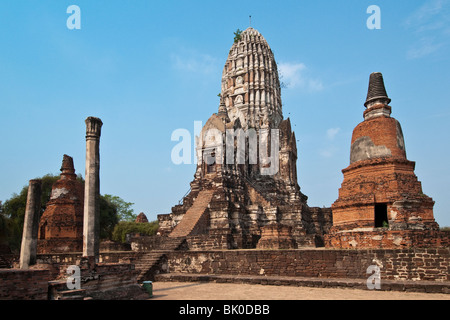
150, 281, 450, 300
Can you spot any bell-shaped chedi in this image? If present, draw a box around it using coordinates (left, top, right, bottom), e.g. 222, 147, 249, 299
37, 155, 84, 253
158, 28, 332, 248
325, 72, 444, 249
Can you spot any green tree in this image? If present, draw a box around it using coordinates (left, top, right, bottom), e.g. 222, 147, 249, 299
112, 220, 159, 243
1, 174, 130, 252
102, 194, 136, 222
1, 174, 80, 245
99, 196, 119, 240
234, 29, 243, 43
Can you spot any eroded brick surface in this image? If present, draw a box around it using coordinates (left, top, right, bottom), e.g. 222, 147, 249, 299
326, 73, 443, 249
158, 28, 332, 249
37, 155, 84, 253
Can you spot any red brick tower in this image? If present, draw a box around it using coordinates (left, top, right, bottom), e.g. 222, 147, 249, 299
135, 212, 149, 223
325, 72, 442, 249
37, 155, 84, 253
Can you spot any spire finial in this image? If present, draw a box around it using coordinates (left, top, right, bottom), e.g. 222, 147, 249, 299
249, 15, 252, 27
60, 154, 76, 179
364, 72, 391, 108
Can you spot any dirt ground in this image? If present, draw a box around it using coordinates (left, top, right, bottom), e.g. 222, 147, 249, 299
150, 281, 450, 300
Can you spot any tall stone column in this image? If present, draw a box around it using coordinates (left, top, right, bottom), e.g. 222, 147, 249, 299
19, 179, 42, 269
83, 117, 103, 263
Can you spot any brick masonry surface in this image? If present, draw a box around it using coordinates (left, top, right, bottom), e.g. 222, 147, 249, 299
166, 248, 450, 282
0, 269, 51, 300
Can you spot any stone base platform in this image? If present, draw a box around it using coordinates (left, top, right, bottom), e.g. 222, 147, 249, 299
155, 272, 450, 294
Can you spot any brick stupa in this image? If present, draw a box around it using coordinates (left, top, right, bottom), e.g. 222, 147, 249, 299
325, 72, 444, 248
37, 155, 84, 253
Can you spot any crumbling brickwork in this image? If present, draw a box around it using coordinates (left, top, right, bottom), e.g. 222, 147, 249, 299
256, 224, 296, 249
38, 155, 84, 253
158, 27, 332, 249
325, 73, 442, 249
135, 212, 149, 223
166, 248, 450, 282
0, 269, 51, 300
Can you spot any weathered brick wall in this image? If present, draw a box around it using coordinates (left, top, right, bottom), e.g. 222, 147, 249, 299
166, 248, 450, 282
80, 263, 146, 300
129, 236, 165, 251
100, 240, 131, 252
186, 233, 230, 250
325, 230, 450, 249
2, 256, 147, 300
351, 116, 406, 160
256, 224, 296, 249
0, 269, 51, 300
35, 251, 143, 267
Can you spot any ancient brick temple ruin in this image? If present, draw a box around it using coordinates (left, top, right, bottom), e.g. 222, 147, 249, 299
324, 72, 447, 249
135, 212, 149, 223
37, 155, 84, 253
158, 27, 332, 249
2, 28, 449, 301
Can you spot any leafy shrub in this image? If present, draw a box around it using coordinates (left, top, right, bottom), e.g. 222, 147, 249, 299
112, 221, 159, 243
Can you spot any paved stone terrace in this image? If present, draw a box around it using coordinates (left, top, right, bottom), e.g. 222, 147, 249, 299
155, 272, 450, 294
151, 280, 450, 300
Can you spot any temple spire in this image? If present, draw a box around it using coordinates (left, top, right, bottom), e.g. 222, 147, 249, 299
364, 72, 391, 108
220, 27, 282, 129
60, 154, 76, 179
363, 72, 392, 120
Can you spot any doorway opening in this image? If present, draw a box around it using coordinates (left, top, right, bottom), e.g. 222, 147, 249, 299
374, 204, 388, 228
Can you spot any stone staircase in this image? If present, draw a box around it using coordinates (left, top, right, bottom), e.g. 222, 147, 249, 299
135, 236, 186, 283
168, 190, 214, 238
135, 190, 215, 283
48, 280, 89, 300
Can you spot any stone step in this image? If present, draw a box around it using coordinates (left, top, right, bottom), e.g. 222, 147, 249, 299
134, 238, 187, 282
56, 289, 87, 300
169, 190, 214, 238
135, 260, 159, 266
48, 280, 88, 300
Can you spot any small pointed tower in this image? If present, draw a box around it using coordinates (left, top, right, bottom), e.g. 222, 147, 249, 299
135, 212, 149, 223
37, 155, 85, 253
325, 72, 440, 249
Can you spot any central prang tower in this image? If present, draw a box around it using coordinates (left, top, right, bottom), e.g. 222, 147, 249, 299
158, 28, 332, 249
219, 27, 283, 130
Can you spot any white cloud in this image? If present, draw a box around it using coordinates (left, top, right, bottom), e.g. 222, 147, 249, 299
170, 48, 219, 75
403, 0, 448, 27
278, 62, 323, 92
407, 37, 444, 59
319, 128, 341, 158
319, 145, 340, 158
326, 128, 341, 140
404, 0, 450, 59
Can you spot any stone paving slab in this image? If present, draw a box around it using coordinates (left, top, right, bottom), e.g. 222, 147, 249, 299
155, 273, 450, 294
150, 280, 450, 301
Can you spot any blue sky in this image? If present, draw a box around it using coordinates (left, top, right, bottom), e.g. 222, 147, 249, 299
0, 0, 449, 227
